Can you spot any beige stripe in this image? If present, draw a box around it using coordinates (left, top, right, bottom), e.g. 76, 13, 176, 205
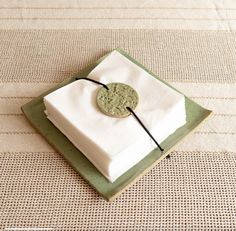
1, 149, 235, 229
0, 30, 236, 82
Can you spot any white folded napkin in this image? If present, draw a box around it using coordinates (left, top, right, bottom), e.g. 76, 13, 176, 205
44, 50, 186, 182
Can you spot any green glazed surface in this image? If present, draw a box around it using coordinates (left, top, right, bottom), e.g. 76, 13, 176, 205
21, 48, 212, 201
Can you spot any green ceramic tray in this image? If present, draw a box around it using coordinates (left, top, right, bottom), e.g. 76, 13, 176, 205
21, 49, 212, 202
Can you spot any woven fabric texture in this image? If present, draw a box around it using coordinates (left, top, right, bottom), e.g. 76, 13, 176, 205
0, 30, 236, 230
0, 30, 236, 83
0, 0, 236, 30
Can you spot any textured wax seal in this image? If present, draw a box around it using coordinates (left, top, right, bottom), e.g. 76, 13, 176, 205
96, 82, 139, 117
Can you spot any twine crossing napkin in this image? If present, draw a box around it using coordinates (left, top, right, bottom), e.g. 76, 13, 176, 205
44, 50, 186, 182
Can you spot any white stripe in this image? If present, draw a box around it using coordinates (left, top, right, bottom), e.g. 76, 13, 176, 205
2, 86, 236, 114
0, 18, 233, 30
0, 0, 228, 9
0, 83, 56, 97
1, 9, 236, 19
199, 115, 236, 133
0, 134, 54, 152
0, 116, 35, 132
190, 98, 235, 114
0, 0, 235, 30
0, 98, 31, 114
1, 82, 236, 97
0, 82, 234, 152
0, 97, 235, 115
171, 82, 236, 98
1, 114, 235, 134
176, 133, 236, 152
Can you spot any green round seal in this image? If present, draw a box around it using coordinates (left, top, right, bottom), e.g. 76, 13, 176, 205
96, 82, 139, 118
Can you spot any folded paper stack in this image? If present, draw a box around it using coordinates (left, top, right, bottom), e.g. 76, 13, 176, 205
44, 51, 186, 182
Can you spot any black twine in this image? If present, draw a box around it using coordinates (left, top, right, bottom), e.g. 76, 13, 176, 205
75, 77, 164, 152
75, 77, 109, 90
127, 107, 164, 152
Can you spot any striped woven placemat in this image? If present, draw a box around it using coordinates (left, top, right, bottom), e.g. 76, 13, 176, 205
0, 29, 235, 230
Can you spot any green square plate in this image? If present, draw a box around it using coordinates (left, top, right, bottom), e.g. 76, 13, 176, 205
21, 49, 212, 202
